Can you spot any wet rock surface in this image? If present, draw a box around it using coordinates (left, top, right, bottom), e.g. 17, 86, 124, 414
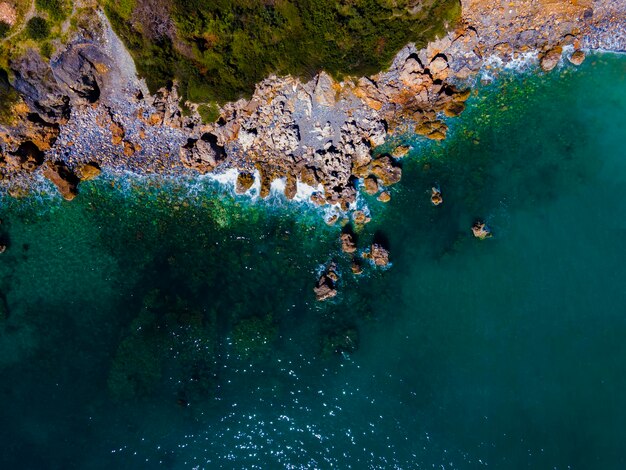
314, 263, 339, 302
363, 243, 391, 267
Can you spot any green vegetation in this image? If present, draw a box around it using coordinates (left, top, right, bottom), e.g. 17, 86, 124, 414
197, 102, 220, 123
104, 0, 461, 104
26, 16, 50, 40
35, 0, 69, 22
0, 21, 10, 38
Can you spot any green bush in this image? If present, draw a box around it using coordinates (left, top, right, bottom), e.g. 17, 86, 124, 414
35, 0, 68, 22
197, 103, 220, 123
106, 0, 462, 103
0, 21, 10, 38
26, 17, 50, 40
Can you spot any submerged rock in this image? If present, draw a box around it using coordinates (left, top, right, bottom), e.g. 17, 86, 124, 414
321, 326, 359, 356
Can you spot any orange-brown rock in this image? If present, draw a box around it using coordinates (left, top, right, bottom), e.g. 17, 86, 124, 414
363, 176, 379, 195
472, 221, 492, 240
378, 191, 391, 203
123, 140, 139, 157
236, 172, 255, 194
431, 187, 443, 206
110, 122, 125, 145
310, 192, 326, 206
444, 101, 466, 117
362, 243, 390, 267
351, 259, 363, 275
340, 233, 357, 253
314, 263, 339, 301
284, 173, 297, 200
569, 50, 586, 65
352, 210, 371, 225
392, 145, 410, 158
300, 167, 319, 187
370, 155, 402, 186
540, 46, 563, 72
76, 162, 101, 181
43, 161, 79, 201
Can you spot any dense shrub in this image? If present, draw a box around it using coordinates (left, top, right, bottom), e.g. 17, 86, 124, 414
26, 17, 50, 40
0, 21, 10, 38
106, 0, 461, 104
35, 0, 68, 21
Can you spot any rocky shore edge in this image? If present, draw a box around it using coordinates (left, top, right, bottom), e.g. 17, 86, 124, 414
0, 0, 623, 212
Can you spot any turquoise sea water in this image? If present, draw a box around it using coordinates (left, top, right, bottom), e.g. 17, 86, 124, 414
1, 53, 626, 469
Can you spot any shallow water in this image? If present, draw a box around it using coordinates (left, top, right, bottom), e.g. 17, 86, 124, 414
1, 53, 626, 469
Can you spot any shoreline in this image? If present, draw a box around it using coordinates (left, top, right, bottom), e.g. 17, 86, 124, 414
0, 1, 624, 211
3, 49, 622, 211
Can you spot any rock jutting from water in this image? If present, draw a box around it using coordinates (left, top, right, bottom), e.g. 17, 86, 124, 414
0, 0, 623, 213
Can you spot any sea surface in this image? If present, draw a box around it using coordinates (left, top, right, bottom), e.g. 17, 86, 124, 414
1, 53, 625, 469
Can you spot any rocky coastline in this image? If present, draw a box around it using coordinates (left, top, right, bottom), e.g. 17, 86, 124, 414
0, 0, 624, 208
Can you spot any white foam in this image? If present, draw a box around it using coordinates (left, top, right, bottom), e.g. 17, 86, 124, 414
480, 51, 539, 81
205, 168, 239, 187
295, 180, 323, 203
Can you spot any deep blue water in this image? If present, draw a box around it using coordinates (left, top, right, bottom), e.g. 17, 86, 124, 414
1, 53, 625, 469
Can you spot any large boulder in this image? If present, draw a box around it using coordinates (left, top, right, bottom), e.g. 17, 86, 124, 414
363, 243, 390, 267
540, 46, 563, 72
568, 50, 585, 66
180, 133, 226, 174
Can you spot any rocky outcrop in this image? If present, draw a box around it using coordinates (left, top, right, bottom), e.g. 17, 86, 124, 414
431, 187, 443, 206
569, 50, 586, 65
340, 232, 357, 253
43, 161, 79, 200
52, 43, 113, 104
540, 46, 563, 72
472, 221, 492, 240
314, 263, 339, 301
76, 162, 102, 181
363, 243, 390, 267
180, 133, 226, 174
